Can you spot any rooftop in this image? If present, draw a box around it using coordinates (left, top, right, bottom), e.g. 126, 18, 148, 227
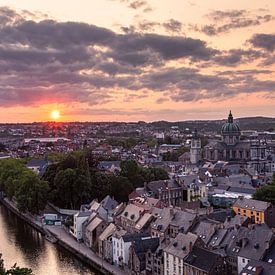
233, 197, 270, 211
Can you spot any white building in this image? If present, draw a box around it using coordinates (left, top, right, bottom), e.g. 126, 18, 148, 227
72, 211, 91, 241
112, 230, 149, 267
112, 229, 128, 267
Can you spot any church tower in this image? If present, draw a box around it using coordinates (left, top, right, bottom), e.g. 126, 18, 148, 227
221, 111, 241, 145
190, 129, 201, 164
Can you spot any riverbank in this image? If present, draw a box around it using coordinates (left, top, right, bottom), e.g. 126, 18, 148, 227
0, 197, 126, 275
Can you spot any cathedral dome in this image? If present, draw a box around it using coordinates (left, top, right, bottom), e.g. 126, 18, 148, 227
221, 111, 240, 135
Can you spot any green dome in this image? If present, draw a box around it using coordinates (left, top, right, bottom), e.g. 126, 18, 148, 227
221, 111, 240, 134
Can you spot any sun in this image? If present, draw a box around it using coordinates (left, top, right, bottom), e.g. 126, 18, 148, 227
50, 110, 60, 120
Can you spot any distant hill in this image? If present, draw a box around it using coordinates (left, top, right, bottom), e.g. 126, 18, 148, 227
150, 116, 275, 132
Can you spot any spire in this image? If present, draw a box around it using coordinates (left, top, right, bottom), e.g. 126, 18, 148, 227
228, 110, 233, 123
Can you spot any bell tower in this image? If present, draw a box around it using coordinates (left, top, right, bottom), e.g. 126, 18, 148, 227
190, 129, 201, 164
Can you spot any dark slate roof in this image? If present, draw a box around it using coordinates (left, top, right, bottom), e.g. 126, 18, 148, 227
27, 159, 49, 175
191, 219, 219, 245
27, 159, 49, 167
133, 237, 160, 261
122, 232, 149, 243
208, 228, 228, 248
223, 224, 273, 260
228, 186, 256, 195
233, 197, 270, 211
147, 179, 181, 195
207, 209, 231, 223
184, 246, 221, 272
100, 195, 118, 211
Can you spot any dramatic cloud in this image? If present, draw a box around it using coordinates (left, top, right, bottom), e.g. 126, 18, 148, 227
162, 19, 183, 34
112, 0, 152, 12
191, 9, 274, 36
120, 19, 183, 34
249, 33, 275, 52
0, 6, 274, 109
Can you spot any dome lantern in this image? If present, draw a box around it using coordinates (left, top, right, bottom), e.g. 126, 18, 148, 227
221, 111, 241, 144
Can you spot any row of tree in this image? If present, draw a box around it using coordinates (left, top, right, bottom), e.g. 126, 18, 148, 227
0, 150, 169, 211
43, 151, 169, 209
0, 159, 49, 214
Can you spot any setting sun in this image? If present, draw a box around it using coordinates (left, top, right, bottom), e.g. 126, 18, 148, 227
51, 110, 60, 120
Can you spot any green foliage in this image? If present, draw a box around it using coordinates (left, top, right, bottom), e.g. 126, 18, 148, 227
253, 173, 275, 204
51, 168, 90, 209
120, 160, 169, 188
43, 152, 169, 208
92, 172, 133, 202
6, 264, 33, 275
0, 159, 49, 214
46, 152, 66, 162
0, 254, 33, 275
0, 159, 29, 199
15, 171, 49, 214
105, 137, 139, 149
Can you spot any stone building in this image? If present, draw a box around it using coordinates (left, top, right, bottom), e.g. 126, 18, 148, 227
190, 129, 202, 164
205, 111, 250, 162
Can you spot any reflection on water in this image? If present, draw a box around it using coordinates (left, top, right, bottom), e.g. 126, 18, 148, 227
0, 204, 100, 275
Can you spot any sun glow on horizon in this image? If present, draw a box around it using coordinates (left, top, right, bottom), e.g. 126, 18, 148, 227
50, 110, 60, 120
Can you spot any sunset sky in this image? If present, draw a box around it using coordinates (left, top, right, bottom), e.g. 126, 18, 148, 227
0, 0, 274, 122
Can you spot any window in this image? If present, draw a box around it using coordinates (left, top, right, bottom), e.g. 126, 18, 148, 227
242, 258, 246, 263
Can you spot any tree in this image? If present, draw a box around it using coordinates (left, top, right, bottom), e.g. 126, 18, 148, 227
120, 160, 139, 180
16, 171, 49, 214
120, 160, 169, 189
0, 159, 28, 199
6, 264, 33, 275
0, 254, 33, 275
50, 168, 90, 209
0, 254, 4, 275
253, 173, 275, 204
109, 175, 133, 202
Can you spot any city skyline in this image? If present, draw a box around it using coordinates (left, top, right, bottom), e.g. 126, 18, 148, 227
0, 0, 274, 122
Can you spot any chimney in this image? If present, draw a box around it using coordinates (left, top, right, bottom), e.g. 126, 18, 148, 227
189, 241, 193, 252
255, 266, 263, 275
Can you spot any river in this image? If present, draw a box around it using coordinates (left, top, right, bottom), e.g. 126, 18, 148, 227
0, 204, 100, 275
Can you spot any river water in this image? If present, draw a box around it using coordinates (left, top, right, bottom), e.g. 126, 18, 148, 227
0, 204, 100, 275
